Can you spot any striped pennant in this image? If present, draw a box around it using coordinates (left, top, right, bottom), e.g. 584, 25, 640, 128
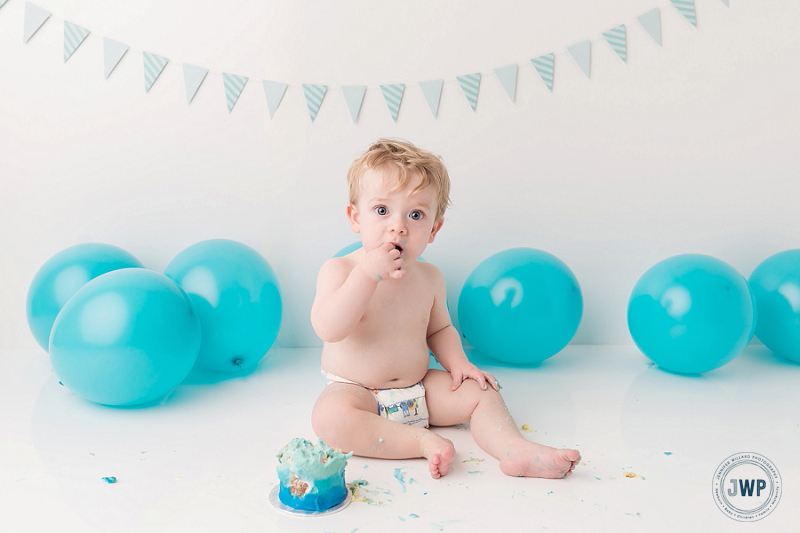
494, 64, 518, 102
568, 40, 591, 79
0, 0, 10, 8
223, 73, 248, 113
531, 53, 555, 92
602, 24, 627, 63
183, 64, 208, 104
63, 21, 89, 62
670, 0, 697, 27
302, 84, 327, 122
638, 9, 662, 47
341, 85, 366, 124
380, 84, 405, 122
143, 52, 168, 92
419, 80, 443, 117
103, 38, 129, 78
23, 3, 51, 43
263, 80, 288, 119
456, 73, 480, 112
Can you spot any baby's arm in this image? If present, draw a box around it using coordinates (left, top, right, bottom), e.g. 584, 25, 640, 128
311, 243, 404, 342
425, 266, 499, 391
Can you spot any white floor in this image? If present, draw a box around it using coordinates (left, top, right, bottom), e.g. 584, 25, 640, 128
1, 345, 797, 532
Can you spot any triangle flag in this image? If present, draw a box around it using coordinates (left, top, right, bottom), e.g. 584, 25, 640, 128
720, 0, 729, 6
1, 0, 10, 8
567, 40, 591, 78
341, 85, 366, 124
380, 84, 405, 122
103, 38, 129, 78
263, 80, 288, 119
670, 0, 698, 27
23, 3, 50, 43
457, 73, 481, 112
494, 64, 518, 102
183, 64, 208, 104
530, 53, 555, 92
638, 9, 662, 46
223, 73, 248, 113
143, 52, 169, 92
419, 80, 443, 117
602, 24, 627, 63
63, 21, 90, 62
302, 84, 327, 122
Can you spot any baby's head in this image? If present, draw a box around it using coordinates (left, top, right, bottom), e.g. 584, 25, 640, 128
347, 139, 451, 222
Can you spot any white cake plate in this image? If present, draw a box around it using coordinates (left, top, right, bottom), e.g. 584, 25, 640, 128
268, 485, 351, 517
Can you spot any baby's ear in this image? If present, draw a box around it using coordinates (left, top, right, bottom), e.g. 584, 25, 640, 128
428, 218, 444, 243
346, 205, 360, 233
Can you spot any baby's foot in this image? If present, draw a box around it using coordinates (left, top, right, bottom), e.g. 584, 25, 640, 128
422, 436, 456, 479
499, 440, 581, 479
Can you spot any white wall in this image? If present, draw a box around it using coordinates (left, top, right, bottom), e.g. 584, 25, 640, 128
2, 0, 798, 349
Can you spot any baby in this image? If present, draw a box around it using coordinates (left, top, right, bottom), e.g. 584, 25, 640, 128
311, 139, 580, 479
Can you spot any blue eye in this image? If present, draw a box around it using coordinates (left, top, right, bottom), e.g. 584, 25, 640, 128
410, 211, 423, 220
375, 206, 388, 215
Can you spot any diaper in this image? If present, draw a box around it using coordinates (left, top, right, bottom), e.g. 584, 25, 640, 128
322, 370, 430, 428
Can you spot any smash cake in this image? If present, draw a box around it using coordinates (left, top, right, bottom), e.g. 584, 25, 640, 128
275, 438, 352, 512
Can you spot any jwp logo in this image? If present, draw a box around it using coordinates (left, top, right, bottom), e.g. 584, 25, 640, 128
713, 453, 781, 521
727, 478, 767, 497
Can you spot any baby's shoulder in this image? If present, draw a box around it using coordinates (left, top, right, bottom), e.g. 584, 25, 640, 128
415, 260, 444, 284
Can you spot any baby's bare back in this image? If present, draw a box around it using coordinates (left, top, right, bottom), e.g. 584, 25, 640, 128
321, 261, 435, 388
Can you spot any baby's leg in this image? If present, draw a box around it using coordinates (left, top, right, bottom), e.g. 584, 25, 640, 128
311, 382, 456, 478
423, 369, 581, 478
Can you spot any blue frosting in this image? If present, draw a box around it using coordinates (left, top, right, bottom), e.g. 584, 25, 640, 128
276, 438, 352, 511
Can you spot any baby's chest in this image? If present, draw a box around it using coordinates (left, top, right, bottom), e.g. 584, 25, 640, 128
364, 282, 433, 326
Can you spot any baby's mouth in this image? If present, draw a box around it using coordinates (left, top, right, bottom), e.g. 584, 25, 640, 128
392, 243, 403, 253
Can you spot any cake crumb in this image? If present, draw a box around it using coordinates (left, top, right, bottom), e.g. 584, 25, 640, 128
289, 475, 309, 496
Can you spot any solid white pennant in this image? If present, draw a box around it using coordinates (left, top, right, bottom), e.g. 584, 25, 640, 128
183, 64, 208, 104
103, 38, 129, 78
262, 80, 288, 119
23, 2, 50, 43
342, 86, 366, 124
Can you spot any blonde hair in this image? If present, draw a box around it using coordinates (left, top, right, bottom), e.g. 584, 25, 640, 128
347, 139, 451, 221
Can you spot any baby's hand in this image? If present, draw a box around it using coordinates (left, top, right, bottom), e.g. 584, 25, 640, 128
358, 242, 404, 282
450, 363, 499, 392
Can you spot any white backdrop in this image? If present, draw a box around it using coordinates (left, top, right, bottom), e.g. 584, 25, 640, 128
2, 0, 798, 350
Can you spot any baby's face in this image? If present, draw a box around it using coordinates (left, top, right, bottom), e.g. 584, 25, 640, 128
348, 166, 443, 262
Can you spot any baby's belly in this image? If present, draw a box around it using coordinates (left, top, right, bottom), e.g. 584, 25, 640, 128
321, 341, 432, 389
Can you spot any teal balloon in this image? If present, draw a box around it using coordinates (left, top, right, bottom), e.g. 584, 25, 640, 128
749, 249, 800, 363
49, 269, 201, 406
458, 248, 582, 365
627, 254, 756, 374
164, 239, 282, 372
27, 243, 143, 352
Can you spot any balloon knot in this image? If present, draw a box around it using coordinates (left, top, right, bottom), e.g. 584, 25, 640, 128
232, 358, 243, 368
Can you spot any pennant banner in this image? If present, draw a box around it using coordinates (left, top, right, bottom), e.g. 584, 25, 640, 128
419, 80, 443, 117
670, 0, 697, 27
568, 40, 592, 78
23, 2, 50, 43
63, 21, 89, 62
380, 84, 405, 122
638, 9, 663, 46
457, 73, 480, 112
143, 52, 168, 92
494, 64, 518, 102
602, 24, 627, 63
103, 38, 128, 78
302, 84, 327, 122
531, 53, 555, 92
183, 64, 208, 104
223, 73, 248, 112
342, 85, 366, 124
263, 80, 288, 119
9, 2, 720, 124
